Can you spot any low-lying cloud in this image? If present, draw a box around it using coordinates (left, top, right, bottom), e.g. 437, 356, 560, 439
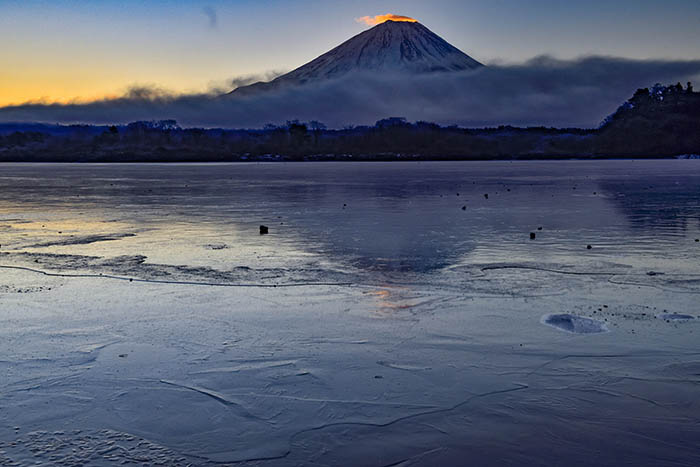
1, 56, 699, 129
228, 70, 287, 90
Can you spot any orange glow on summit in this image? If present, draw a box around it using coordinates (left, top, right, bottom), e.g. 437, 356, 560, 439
356, 14, 419, 27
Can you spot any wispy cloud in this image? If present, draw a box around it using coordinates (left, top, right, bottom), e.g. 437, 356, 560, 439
202, 6, 217, 29
229, 70, 287, 90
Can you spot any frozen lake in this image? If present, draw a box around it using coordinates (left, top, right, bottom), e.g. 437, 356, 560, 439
1, 161, 699, 466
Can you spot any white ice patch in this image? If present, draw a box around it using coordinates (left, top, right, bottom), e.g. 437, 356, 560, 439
0, 429, 192, 466
542, 313, 609, 334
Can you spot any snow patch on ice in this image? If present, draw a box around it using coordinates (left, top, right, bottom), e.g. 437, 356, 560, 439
542, 313, 609, 334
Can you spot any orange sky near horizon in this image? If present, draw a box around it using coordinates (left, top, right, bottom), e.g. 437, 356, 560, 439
0, 52, 231, 107
0, 70, 210, 107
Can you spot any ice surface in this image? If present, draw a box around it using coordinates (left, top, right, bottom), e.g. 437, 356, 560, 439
1, 161, 699, 466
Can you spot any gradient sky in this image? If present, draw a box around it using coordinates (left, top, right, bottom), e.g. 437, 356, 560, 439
2, 0, 700, 106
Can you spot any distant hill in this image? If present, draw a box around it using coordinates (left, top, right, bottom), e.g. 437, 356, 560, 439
598, 82, 700, 156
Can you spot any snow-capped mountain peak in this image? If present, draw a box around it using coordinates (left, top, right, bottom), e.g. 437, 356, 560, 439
232, 20, 482, 95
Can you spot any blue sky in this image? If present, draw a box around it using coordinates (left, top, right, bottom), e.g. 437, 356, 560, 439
2, 0, 700, 105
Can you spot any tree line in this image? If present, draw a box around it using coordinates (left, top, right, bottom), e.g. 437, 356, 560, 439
1, 84, 698, 162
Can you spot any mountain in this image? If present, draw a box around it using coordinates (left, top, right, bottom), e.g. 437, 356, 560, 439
231, 20, 482, 95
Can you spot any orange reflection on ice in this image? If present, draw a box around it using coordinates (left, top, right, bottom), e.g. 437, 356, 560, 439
366, 286, 417, 316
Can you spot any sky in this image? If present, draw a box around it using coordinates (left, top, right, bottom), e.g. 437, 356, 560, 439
2, 0, 700, 107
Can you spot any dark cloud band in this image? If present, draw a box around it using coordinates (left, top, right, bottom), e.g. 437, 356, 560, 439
1, 56, 699, 128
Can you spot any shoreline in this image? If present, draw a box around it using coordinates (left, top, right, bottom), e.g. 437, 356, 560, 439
1, 155, 698, 163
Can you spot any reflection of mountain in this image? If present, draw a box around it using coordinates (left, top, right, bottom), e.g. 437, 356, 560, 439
236, 170, 482, 273
234, 164, 624, 273
599, 170, 700, 233
288, 194, 477, 273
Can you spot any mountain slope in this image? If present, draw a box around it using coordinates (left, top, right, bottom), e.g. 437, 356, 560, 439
231, 20, 482, 95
